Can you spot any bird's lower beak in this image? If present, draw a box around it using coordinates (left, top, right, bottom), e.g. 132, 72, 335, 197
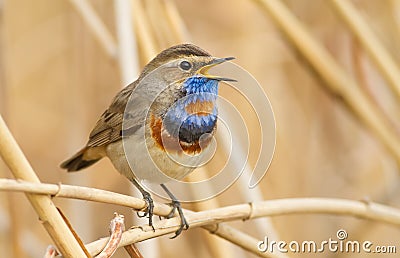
198, 57, 237, 82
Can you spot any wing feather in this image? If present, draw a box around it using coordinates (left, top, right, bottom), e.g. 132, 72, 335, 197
87, 82, 137, 147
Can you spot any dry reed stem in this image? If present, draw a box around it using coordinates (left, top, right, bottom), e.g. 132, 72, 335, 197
0, 179, 155, 214
132, 0, 158, 62
0, 117, 87, 257
2, 179, 400, 257
186, 170, 237, 258
204, 224, 281, 258
124, 244, 143, 258
69, 0, 118, 58
254, 0, 400, 163
144, 0, 172, 49
96, 213, 125, 258
217, 128, 285, 257
155, 0, 173, 46
85, 198, 400, 256
330, 0, 400, 101
163, 0, 190, 43
114, 0, 140, 85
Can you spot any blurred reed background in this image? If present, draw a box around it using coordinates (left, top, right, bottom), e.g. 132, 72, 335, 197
1, 0, 400, 257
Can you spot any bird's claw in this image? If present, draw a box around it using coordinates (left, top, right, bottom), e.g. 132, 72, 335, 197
136, 192, 155, 231
168, 200, 189, 239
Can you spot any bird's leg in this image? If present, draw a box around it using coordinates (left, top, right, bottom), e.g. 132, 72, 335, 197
131, 179, 155, 231
160, 183, 189, 238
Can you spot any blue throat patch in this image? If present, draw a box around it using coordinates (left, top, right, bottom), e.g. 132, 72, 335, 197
164, 76, 219, 143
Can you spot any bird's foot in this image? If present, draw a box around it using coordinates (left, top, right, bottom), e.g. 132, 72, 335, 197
136, 192, 155, 231
167, 199, 189, 239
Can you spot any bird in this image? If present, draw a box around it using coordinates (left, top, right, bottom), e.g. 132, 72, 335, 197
60, 43, 235, 237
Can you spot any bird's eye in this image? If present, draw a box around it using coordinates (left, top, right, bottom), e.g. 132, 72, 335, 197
179, 61, 192, 71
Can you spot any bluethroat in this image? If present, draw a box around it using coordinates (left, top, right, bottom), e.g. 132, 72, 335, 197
61, 43, 235, 237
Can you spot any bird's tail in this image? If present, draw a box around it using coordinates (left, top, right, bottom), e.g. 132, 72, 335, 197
60, 147, 101, 172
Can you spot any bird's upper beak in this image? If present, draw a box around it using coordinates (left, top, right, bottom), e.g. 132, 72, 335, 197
198, 57, 236, 82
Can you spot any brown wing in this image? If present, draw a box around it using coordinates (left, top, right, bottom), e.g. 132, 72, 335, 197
87, 82, 136, 147
61, 82, 137, 171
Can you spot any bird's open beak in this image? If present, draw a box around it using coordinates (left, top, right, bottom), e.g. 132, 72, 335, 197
198, 57, 237, 82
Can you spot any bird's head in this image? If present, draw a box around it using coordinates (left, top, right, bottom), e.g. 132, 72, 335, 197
140, 43, 235, 87
143, 44, 235, 153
